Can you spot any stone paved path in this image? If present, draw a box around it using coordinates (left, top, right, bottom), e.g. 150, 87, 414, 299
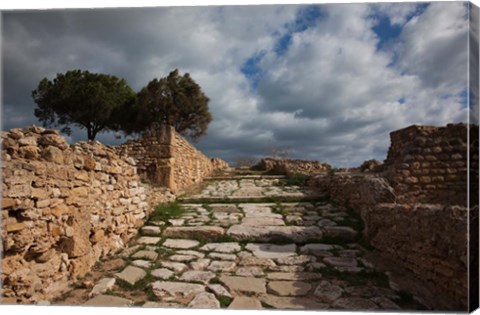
57, 172, 426, 310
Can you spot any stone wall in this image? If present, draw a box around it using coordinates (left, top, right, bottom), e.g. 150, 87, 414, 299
384, 123, 478, 205
254, 158, 331, 175
310, 123, 478, 310
1, 126, 172, 303
118, 125, 228, 192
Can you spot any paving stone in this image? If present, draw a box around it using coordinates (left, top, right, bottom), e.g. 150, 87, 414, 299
207, 261, 236, 272
149, 220, 166, 226
370, 297, 401, 310
163, 239, 200, 249
229, 296, 263, 309
200, 242, 241, 253
266, 272, 322, 281
333, 297, 380, 310
261, 294, 328, 310
238, 256, 276, 267
131, 260, 152, 268
188, 292, 220, 308
120, 245, 141, 257
89, 278, 116, 298
141, 226, 161, 235
313, 281, 343, 302
207, 284, 232, 298
275, 255, 314, 265
241, 217, 285, 226
207, 252, 237, 261
338, 249, 361, 257
136, 236, 161, 245
324, 256, 358, 267
160, 261, 188, 273
267, 281, 312, 296
163, 226, 225, 240
269, 265, 305, 272
227, 225, 322, 242
131, 250, 158, 260
190, 258, 211, 270
169, 219, 185, 226
83, 294, 132, 306
306, 262, 327, 271
169, 254, 197, 262
235, 266, 265, 277
210, 204, 240, 213
151, 281, 205, 301
299, 243, 342, 254
177, 250, 205, 258
220, 276, 266, 294
115, 266, 146, 285
324, 226, 358, 241
151, 268, 174, 280
245, 243, 296, 259
179, 271, 216, 284
317, 219, 337, 227
143, 301, 182, 308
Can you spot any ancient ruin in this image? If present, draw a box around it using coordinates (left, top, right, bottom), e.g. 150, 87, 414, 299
1, 123, 478, 311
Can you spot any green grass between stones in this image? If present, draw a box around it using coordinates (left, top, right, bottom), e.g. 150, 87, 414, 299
148, 201, 185, 223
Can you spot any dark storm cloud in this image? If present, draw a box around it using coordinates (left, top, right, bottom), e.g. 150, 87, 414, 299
1, 2, 470, 167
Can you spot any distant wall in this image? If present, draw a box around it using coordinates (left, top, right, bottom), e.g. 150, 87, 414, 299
1, 126, 173, 303
118, 126, 228, 192
384, 123, 478, 205
254, 158, 331, 175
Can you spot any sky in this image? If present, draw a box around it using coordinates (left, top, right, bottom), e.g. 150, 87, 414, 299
1, 1, 477, 167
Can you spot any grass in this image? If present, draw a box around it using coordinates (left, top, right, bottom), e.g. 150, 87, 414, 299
148, 201, 185, 224
218, 296, 233, 308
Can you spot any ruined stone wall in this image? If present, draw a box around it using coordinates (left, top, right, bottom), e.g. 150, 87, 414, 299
384, 123, 478, 205
118, 125, 228, 192
254, 158, 331, 175
310, 123, 478, 310
1, 126, 165, 303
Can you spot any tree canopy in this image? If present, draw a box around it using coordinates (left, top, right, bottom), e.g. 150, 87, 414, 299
32, 70, 136, 140
126, 69, 212, 141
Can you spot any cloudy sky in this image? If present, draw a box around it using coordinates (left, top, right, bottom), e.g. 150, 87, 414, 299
1, 1, 476, 166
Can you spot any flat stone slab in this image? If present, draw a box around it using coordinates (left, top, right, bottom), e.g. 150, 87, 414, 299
188, 292, 220, 308
131, 259, 152, 268
324, 256, 358, 268
238, 256, 276, 267
115, 266, 146, 285
208, 252, 237, 261
177, 250, 205, 258
200, 242, 241, 253
266, 272, 322, 281
163, 239, 200, 249
299, 243, 342, 254
241, 217, 285, 226
333, 297, 380, 310
160, 261, 188, 273
236, 266, 265, 277
180, 271, 216, 284
314, 281, 343, 302
164, 226, 225, 240
151, 268, 174, 280
227, 225, 323, 242
207, 261, 236, 272
229, 296, 263, 309
169, 254, 197, 262
324, 226, 358, 241
136, 236, 161, 245
190, 258, 211, 270
220, 275, 266, 294
207, 284, 232, 298
141, 226, 161, 235
267, 281, 312, 296
143, 301, 182, 308
261, 294, 328, 310
245, 243, 296, 259
275, 255, 314, 265
89, 278, 116, 298
132, 250, 158, 260
151, 281, 205, 300
84, 294, 132, 306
